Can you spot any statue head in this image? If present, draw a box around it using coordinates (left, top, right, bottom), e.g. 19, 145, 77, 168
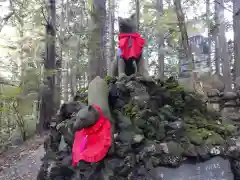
73, 105, 100, 131
118, 13, 137, 33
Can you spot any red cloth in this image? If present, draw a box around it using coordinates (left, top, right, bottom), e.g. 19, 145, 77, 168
118, 33, 145, 60
72, 105, 112, 166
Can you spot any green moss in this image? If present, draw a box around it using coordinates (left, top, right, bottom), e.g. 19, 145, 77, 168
224, 124, 236, 133
164, 78, 179, 89
184, 123, 195, 129
205, 132, 224, 145
183, 112, 233, 146
104, 75, 112, 84
124, 103, 135, 119
108, 76, 234, 148
186, 128, 210, 145
187, 132, 203, 145
204, 123, 236, 137
75, 88, 88, 103
78, 87, 88, 93
123, 102, 141, 129
167, 141, 184, 155
168, 85, 185, 93
83, 97, 88, 104
184, 116, 196, 124
186, 126, 225, 146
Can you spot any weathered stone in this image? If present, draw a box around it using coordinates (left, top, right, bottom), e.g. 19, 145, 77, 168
133, 134, 144, 144
227, 112, 240, 121
204, 74, 225, 92
149, 156, 233, 180
224, 100, 237, 107
88, 76, 112, 121
208, 97, 221, 103
222, 92, 238, 101
207, 103, 219, 111
178, 74, 204, 96
166, 141, 184, 155
182, 143, 198, 157
207, 89, 220, 97
38, 75, 240, 180
205, 132, 225, 145
58, 136, 68, 151
73, 105, 100, 131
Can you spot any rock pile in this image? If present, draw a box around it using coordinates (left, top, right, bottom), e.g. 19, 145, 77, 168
207, 77, 240, 124
37, 75, 240, 180
207, 89, 238, 109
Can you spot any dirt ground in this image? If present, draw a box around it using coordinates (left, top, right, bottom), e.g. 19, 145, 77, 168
0, 134, 46, 180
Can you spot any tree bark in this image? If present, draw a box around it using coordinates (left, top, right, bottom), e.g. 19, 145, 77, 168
206, 0, 211, 69
216, 0, 232, 91
233, 0, 240, 78
107, 0, 115, 75
157, 0, 164, 78
56, 0, 64, 108
38, 0, 56, 133
214, 1, 221, 75
88, 0, 107, 81
135, 0, 140, 31
173, 0, 194, 70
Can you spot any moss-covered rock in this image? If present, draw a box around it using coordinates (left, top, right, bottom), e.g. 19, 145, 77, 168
74, 88, 88, 103
205, 132, 225, 145
109, 75, 239, 168
38, 75, 240, 180
104, 75, 114, 84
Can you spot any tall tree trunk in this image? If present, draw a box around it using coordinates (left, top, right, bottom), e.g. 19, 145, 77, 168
38, 0, 56, 133
173, 0, 194, 70
88, 0, 107, 81
63, 51, 69, 101
228, 40, 234, 82
214, 1, 221, 75
56, 0, 64, 107
206, 0, 211, 69
216, 0, 232, 91
233, 0, 240, 78
70, 37, 81, 97
0, 85, 3, 130
107, 0, 115, 75
18, 10, 27, 140
157, 0, 164, 78
135, 0, 140, 31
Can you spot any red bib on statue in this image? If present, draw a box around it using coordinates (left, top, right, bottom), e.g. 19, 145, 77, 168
118, 33, 145, 60
72, 105, 112, 166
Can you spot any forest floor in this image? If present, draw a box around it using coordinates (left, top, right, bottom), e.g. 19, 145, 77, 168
0, 132, 240, 180
0, 134, 47, 180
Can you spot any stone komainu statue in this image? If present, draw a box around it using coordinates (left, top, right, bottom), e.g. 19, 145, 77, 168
110, 13, 148, 77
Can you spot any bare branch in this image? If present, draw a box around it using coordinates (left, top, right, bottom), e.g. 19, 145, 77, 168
0, 12, 14, 32
41, 6, 49, 24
